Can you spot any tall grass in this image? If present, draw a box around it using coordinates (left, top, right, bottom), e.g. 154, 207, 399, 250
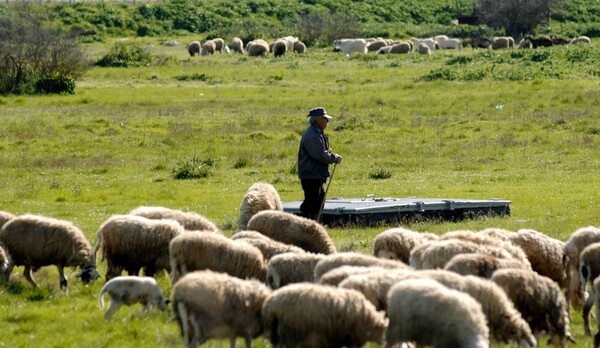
0, 39, 599, 346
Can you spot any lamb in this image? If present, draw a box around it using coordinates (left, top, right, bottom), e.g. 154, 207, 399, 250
314, 252, 410, 282
231, 37, 244, 54
564, 225, 600, 312
292, 40, 307, 54
247, 39, 269, 57
261, 282, 387, 348
231, 231, 305, 261
341, 269, 536, 346
129, 205, 220, 232
578, 242, 600, 335
491, 268, 575, 347
332, 38, 368, 55
265, 252, 325, 289
385, 278, 489, 348
171, 270, 271, 348
0, 214, 99, 289
571, 35, 591, 45
271, 39, 287, 57
372, 227, 438, 263
417, 43, 431, 55
237, 182, 282, 231
507, 228, 567, 287
169, 232, 266, 284
93, 214, 185, 280
187, 41, 201, 56
98, 276, 168, 320
444, 253, 530, 278
246, 210, 336, 254
201, 39, 216, 56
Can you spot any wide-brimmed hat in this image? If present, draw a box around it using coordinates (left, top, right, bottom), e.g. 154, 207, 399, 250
307, 107, 333, 119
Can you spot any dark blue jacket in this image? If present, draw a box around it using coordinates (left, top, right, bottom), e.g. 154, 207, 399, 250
297, 125, 337, 180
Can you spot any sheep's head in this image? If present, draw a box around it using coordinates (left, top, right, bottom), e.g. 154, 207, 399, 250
76, 265, 99, 283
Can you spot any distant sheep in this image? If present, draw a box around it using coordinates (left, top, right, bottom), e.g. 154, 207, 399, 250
314, 252, 410, 282
279, 36, 298, 51
169, 232, 266, 284
386, 278, 489, 348
247, 39, 269, 57
469, 37, 492, 49
571, 36, 591, 45
261, 283, 387, 347
508, 228, 567, 287
389, 42, 411, 54
564, 225, 600, 312
332, 38, 368, 55
491, 36, 511, 49
478, 227, 513, 240
441, 230, 531, 266
211, 38, 225, 53
237, 182, 282, 231
417, 43, 431, 55
187, 41, 201, 56
367, 39, 388, 52
518, 38, 533, 49
129, 205, 220, 232
201, 40, 216, 56
265, 252, 325, 289
444, 253, 530, 278
99, 276, 168, 320
410, 37, 436, 51
271, 39, 287, 57
492, 268, 575, 347
437, 37, 461, 49
93, 214, 185, 280
0, 214, 99, 289
373, 227, 438, 263
172, 270, 271, 348
246, 210, 336, 254
231, 231, 305, 261
292, 40, 307, 54
231, 37, 244, 54
376, 46, 393, 54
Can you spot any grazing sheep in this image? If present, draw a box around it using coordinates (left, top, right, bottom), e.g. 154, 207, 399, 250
469, 37, 492, 49
279, 35, 298, 51
478, 227, 513, 240
444, 253, 530, 278
376, 46, 393, 54
571, 35, 591, 45
508, 228, 567, 287
417, 43, 431, 55
332, 38, 369, 55
262, 283, 387, 348
265, 252, 325, 289
410, 37, 436, 51
172, 270, 271, 348
518, 38, 533, 49
271, 39, 287, 57
246, 210, 336, 254
237, 182, 282, 231
564, 225, 600, 312
385, 278, 489, 348
0, 214, 99, 289
341, 269, 536, 346
292, 40, 307, 54
169, 232, 266, 284
440, 230, 531, 266
437, 37, 461, 49
201, 39, 216, 56
367, 39, 388, 52
99, 276, 168, 320
211, 37, 225, 53
129, 205, 220, 232
93, 214, 185, 280
491, 36, 510, 49
373, 227, 438, 263
187, 41, 201, 56
578, 242, 600, 335
231, 231, 305, 261
390, 42, 412, 54
247, 39, 269, 57
231, 37, 244, 54
319, 265, 388, 287
492, 268, 575, 347
314, 252, 410, 282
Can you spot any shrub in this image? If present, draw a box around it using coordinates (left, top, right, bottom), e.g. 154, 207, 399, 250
369, 167, 392, 180
34, 73, 76, 94
95, 42, 153, 67
172, 156, 214, 180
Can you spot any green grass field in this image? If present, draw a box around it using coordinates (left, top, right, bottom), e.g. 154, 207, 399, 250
0, 37, 599, 347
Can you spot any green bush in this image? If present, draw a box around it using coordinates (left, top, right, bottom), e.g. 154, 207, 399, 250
95, 42, 153, 67
172, 156, 214, 180
369, 167, 392, 180
34, 73, 76, 94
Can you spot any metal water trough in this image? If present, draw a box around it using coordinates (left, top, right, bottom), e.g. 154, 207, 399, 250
282, 197, 511, 227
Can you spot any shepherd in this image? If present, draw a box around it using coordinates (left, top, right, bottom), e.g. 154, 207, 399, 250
297, 107, 342, 221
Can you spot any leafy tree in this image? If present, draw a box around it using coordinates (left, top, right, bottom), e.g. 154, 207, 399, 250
295, 10, 361, 47
475, 0, 559, 37
0, 5, 89, 95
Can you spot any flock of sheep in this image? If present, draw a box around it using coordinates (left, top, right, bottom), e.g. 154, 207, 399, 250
186, 36, 307, 58
1, 183, 600, 347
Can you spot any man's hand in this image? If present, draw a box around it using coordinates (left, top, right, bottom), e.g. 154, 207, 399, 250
335, 155, 343, 164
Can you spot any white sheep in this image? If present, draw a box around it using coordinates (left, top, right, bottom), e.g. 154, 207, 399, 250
247, 39, 269, 57
0, 214, 99, 289
417, 42, 431, 55
314, 252, 410, 282
385, 278, 489, 348
201, 39, 216, 56
211, 37, 225, 53
292, 40, 307, 54
564, 225, 600, 312
319, 265, 388, 286
231, 231, 305, 261
98, 276, 168, 320
410, 37, 436, 51
376, 46, 393, 54
492, 268, 575, 347
261, 282, 387, 347
231, 37, 244, 54
332, 38, 368, 55
265, 252, 324, 289
491, 36, 511, 49
129, 205, 220, 232
440, 230, 531, 266
437, 37, 461, 49
372, 227, 438, 263
237, 182, 282, 231
444, 252, 530, 278
93, 214, 185, 280
389, 42, 412, 54
341, 269, 536, 346
477, 227, 514, 240
246, 210, 336, 254
367, 39, 388, 52
508, 228, 567, 287
171, 270, 271, 348
169, 232, 266, 284
186, 41, 201, 56
571, 35, 591, 45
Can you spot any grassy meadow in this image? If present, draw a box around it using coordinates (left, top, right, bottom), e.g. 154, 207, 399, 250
0, 36, 599, 347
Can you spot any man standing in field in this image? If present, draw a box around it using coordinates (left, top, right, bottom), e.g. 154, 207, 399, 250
297, 107, 342, 220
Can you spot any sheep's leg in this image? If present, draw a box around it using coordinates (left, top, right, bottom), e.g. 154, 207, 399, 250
176, 302, 191, 347
243, 335, 252, 348
104, 301, 122, 320
57, 266, 68, 289
1, 262, 14, 285
229, 336, 237, 348
584, 291, 596, 336
23, 266, 39, 287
